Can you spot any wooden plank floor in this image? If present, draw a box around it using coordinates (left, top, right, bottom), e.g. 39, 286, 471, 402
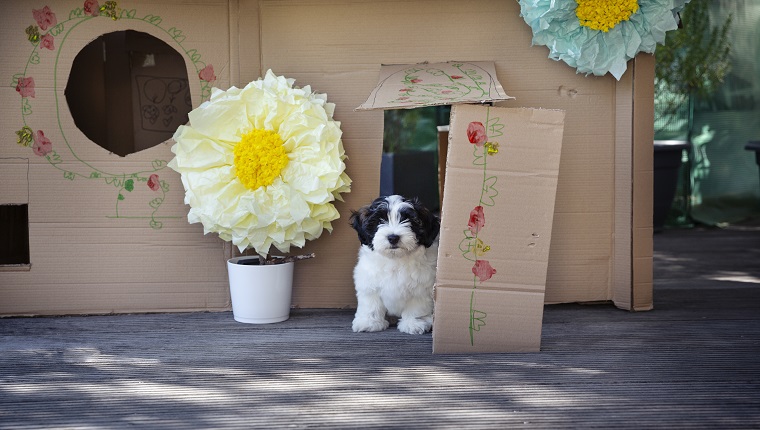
1, 224, 759, 429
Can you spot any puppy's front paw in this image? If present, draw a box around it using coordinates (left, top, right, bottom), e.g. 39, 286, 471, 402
397, 317, 432, 335
352, 317, 390, 333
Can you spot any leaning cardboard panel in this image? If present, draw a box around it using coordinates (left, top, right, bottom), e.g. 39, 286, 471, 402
433, 105, 565, 353
0, 1, 232, 315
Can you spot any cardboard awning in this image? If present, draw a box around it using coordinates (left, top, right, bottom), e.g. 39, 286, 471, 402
356, 61, 513, 110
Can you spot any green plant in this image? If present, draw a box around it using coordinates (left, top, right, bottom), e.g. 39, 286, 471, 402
383, 106, 444, 153
654, 0, 732, 225
655, 0, 732, 137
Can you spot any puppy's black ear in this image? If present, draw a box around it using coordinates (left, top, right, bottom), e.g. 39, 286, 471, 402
411, 198, 440, 248
349, 206, 374, 248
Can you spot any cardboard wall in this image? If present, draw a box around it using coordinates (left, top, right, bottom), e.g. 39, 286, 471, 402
254, 0, 652, 309
0, 1, 234, 315
0, 0, 653, 315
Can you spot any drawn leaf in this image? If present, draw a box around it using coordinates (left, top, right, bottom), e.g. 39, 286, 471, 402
143, 14, 162, 25
470, 309, 487, 331
480, 176, 498, 207
21, 99, 32, 116
49, 23, 64, 37
149, 198, 163, 209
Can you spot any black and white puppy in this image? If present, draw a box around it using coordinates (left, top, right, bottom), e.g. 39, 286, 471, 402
349, 195, 440, 334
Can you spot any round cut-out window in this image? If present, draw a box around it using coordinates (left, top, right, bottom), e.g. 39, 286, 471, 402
65, 30, 191, 157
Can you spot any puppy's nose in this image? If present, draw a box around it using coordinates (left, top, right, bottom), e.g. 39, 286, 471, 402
387, 234, 400, 246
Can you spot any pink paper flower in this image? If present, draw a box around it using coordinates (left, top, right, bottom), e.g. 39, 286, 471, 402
468, 205, 485, 235
472, 259, 497, 282
198, 64, 216, 82
83, 0, 100, 17
32, 130, 52, 156
16, 77, 35, 98
147, 174, 161, 191
40, 34, 55, 50
467, 121, 486, 145
33, 6, 57, 31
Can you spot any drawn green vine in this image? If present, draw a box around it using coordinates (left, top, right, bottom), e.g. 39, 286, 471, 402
12, 1, 216, 229
457, 107, 504, 346
391, 62, 491, 106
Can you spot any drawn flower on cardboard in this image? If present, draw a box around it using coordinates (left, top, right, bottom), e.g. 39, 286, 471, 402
147, 174, 161, 191
518, 0, 690, 80
474, 238, 491, 256
467, 122, 487, 146
40, 34, 55, 51
33, 6, 57, 31
169, 70, 352, 256
468, 206, 486, 234
16, 77, 35, 98
472, 259, 497, 283
32, 130, 53, 156
83, 0, 100, 16
198, 64, 216, 82
16, 126, 34, 147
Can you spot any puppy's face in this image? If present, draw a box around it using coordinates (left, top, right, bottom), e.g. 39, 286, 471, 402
350, 195, 440, 257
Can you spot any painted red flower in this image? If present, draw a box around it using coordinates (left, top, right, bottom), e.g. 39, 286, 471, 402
33, 6, 57, 31
399, 88, 411, 92
32, 130, 52, 156
147, 174, 161, 191
468, 205, 485, 235
40, 34, 55, 50
410, 79, 422, 83
198, 64, 216, 82
467, 121, 486, 146
16, 77, 35, 98
451, 75, 463, 79
472, 259, 497, 282
441, 90, 452, 94
83, 0, 100, 17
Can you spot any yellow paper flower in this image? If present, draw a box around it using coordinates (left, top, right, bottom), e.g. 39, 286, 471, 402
169, 70, 352, 256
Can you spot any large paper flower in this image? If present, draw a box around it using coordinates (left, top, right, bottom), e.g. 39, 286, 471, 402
169, 70, 351, 256
519, 0, 690, 80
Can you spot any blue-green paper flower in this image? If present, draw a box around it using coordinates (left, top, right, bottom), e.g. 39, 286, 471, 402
519, 0, 689, 80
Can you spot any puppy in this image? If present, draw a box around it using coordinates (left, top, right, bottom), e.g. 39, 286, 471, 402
349, 195, 440, 334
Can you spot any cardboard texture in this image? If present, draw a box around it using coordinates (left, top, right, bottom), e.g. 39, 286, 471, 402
356, 61, 513, 110
1, 0, 653, 318
433, 105, 565, 353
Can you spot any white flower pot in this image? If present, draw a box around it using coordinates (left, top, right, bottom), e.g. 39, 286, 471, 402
227, 256, 294, 324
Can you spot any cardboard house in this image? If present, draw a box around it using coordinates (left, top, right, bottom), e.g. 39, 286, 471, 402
0, 0, 654, 328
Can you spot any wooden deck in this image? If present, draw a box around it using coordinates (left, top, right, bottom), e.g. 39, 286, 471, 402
1, 224, 759, 428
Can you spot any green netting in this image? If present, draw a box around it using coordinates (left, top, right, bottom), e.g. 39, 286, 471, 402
655, 0, 760, 226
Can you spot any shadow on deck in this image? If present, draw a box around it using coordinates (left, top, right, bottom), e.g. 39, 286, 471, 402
1, 224, 759, 428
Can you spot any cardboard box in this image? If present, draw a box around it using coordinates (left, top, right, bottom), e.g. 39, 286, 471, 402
433, 105, 565, 353
0, 0, 653, 317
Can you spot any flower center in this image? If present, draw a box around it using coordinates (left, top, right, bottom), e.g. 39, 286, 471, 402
575, 0, 639, 32
233, 129, 289, 190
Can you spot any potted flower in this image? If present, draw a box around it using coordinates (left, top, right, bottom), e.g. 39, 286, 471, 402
169, 70, 351, 323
